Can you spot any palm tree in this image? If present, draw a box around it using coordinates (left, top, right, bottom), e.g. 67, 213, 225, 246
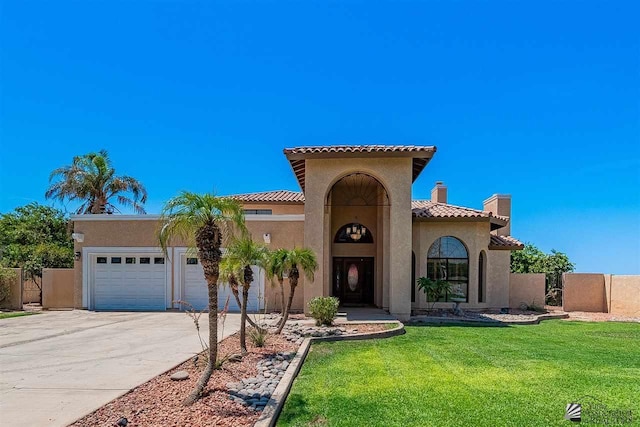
219, 256, 259, 329
45, 150, 147, 214
225, 237, 269, 354
158, 191, 246, 406
275, 248, 318, 334
266, 248, 289, 327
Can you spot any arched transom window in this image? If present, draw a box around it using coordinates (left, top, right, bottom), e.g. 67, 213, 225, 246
427, 236, 469, 302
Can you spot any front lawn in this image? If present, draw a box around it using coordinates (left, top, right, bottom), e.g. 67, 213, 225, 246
0, 311, 36, 319
278, 321, 639, 426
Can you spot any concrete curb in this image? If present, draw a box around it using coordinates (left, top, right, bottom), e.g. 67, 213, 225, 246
254, 322, 405, 427
410, 312, 569, 326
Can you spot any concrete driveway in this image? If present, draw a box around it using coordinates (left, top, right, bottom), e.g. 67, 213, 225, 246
0, 310, 240, 427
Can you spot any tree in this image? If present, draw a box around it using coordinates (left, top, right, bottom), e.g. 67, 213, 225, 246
511, 243, 575, 304
158, 192, 246, 406
218, 256, 259, 329
275, 247, 318, 334
0, 203, 73, 301
45, 149, 148, 214
224, 237, 269, 354
266, 247, 289, 327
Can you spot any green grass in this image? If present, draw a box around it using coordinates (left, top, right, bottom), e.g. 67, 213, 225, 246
0, 311, 36, 319
278, 321, 640, 427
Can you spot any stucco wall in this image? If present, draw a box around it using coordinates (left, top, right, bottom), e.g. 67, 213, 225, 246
562, 273, 607, 312
0, 268, 23, 310
73, 217, 306, 312
42, 268, 75, 309
509, 273, 546, 308
610, 275, 640, 316
245, 220, 306, 312
303, 157, 413, 320
413, 220, 511, 310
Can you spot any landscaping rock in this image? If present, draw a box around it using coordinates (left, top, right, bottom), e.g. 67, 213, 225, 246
228, 353, 243, 362
169, 370, 189, 381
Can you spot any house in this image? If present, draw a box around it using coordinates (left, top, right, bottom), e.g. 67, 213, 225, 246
71, 145, 523, 320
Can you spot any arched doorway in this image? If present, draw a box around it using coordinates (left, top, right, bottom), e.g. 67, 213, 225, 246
327, 173, 389, 306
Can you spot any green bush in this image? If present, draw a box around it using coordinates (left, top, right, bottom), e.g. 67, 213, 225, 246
308, 296, 339, 326
0, 268, 16, 304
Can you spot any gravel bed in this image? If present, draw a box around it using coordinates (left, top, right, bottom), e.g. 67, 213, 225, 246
278, 322, 391, 345
564, 311, 640, 323
70, 332, 297, 427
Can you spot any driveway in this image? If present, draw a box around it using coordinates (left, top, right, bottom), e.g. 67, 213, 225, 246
0, 310, 240, 427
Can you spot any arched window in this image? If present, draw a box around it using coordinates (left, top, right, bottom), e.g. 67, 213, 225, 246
427, 236, 469, 302
478, 251, 486, 303
334, 223, 373, 243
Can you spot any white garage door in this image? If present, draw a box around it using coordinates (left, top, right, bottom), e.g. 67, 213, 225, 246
182, 256, 265, 312
93, 254, 167, 310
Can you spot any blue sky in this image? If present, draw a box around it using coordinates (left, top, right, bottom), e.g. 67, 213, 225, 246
1, 0, 638, 274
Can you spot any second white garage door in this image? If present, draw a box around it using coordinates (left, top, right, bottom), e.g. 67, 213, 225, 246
181, 255, 265, 312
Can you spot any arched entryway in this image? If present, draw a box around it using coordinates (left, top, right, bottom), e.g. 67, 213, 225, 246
327, 173, 389, 307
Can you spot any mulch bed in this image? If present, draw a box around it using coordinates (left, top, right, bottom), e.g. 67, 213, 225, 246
70, 323, 390, 427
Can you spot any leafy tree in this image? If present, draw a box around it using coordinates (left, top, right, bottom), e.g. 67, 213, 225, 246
224, 237, 269, 354
45, 149, 147, 214
275, 247, 318, 334
158, 192, 246, 406
416, 277, 452, 311
511, 243, 575, 304
266, 247, 289, 327
0, 203, 73, 301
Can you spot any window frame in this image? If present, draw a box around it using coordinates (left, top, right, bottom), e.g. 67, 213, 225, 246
426, 236, 469, 303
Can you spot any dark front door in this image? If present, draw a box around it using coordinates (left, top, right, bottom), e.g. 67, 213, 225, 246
332, 257, 374, 305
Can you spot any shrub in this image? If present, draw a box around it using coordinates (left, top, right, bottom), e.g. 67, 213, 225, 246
0, 268, 16, 304
308, 296, 339, 326
416, 277, 452, 311
248, 327, 268, 347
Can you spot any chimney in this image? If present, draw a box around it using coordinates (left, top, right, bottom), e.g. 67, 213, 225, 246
431, 181, 447, 204
483, 194, 511, 236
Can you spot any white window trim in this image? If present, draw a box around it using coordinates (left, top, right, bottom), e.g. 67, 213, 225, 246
82, 246, 172, 310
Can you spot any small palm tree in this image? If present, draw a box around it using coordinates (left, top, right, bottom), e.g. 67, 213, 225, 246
266, 248, 289, 327
225, 237, 269, 354
276, 247, 318, 334
46, 150, 147, 214
158, 191, 246, 406
219, 256, 259, 329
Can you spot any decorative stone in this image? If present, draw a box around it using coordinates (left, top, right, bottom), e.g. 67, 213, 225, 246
170, 370, 189, 381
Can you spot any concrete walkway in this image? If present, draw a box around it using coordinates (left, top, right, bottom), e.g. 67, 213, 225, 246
0, 310, 240, 427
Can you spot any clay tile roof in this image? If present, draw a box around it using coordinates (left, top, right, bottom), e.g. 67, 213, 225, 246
283, 145, 436, 155
283, 145, 436, 191
489, 234, 525, 250
412, 201, 496, 219
229, 190, 305, 203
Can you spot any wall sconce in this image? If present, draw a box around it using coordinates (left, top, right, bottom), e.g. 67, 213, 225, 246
74, 251, 81, 261
72, 233, 84, 242
263, 233, 271, 244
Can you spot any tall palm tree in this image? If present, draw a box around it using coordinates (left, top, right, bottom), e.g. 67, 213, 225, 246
45, 150, 147, 214
225, 237, 269, 354
158, 191, 246, 406
266, 248, 289, 327
275, 247, 318, 334
219, 256, 259, 329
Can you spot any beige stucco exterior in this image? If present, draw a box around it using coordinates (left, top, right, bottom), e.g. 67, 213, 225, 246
563, 273, 640, 316
69, 145, 532, 318
42, 268, 75, 309
302, 157, 413, 320
509, 273, 546, 309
